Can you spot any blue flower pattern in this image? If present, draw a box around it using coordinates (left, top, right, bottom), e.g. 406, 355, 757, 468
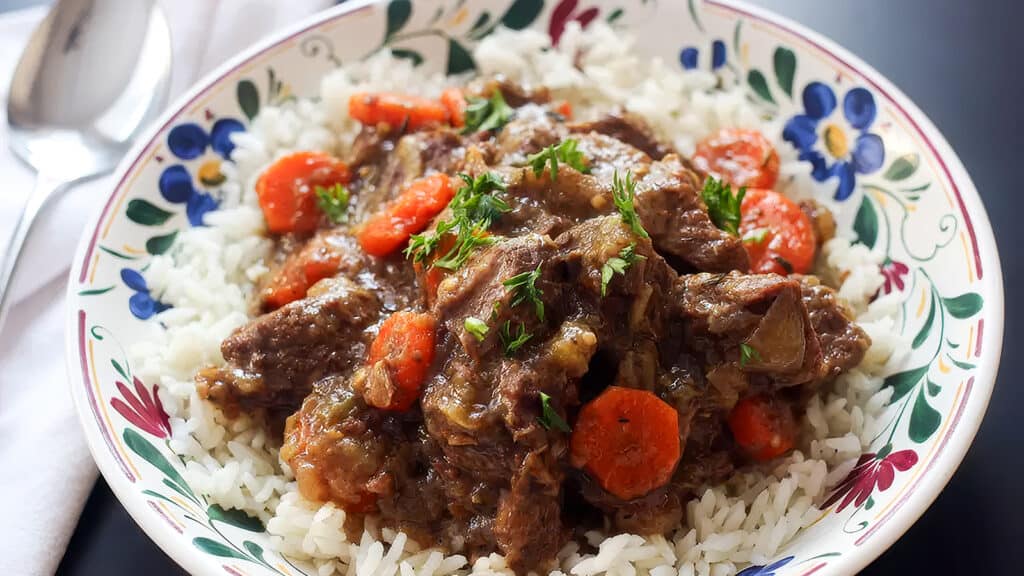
783, 83, 885, 200
737, 556, 795, 576
160, 118, 245, 226
680, 39, 727, 71
121, 268, 170, 320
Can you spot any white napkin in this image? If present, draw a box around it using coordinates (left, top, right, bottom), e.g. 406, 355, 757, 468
0, 1, 333, 574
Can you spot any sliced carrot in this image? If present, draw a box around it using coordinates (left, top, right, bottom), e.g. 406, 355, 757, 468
261, 234, 347, 309
255, 151, 350, 234
570, 386, 681, 500
693, 128, 780, 189
440, 88, 467, 128
365, 311, 437, 412
349, 92, 450, 131
358, 174, 454, 257
739, 188, 816, 275
727, 394, 796, 461
555, 100, 573, 120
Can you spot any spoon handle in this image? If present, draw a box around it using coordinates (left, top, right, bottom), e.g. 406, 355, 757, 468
0, 174, 66, 332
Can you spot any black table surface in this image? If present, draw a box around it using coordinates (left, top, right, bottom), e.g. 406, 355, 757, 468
48, 0, 1021, 574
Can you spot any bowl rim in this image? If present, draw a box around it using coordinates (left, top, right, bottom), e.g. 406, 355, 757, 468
64, 1, 1004, 574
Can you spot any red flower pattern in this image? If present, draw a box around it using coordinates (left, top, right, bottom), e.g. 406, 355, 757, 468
111, 377, 171, 439
549, 0, 600, 45
880, 258, 909, 295
823, 447, 918, 512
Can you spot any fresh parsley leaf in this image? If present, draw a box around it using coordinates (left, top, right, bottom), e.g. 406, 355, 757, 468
404, 171, 510, 269
315, 183, 350, 223
463, 90, 513, 134
464, 317, 489, 341
701, 176, 746, 236
743, 227, 769, 245
600, 243, 645, 297
526, 139, 590, 181
773, 255, 794, 275
503, 265, 545, 321
537, 391, 571, 432
612, 170, 650, 239
499, 320, 533, 356
739, 342, 761, 368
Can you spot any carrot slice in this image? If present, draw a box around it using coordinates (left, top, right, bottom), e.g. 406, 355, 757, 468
365, 311, 437, 412
727, 394, 797, 461
349, 92, 450, 131
440, 88, 467, 128
358, 174, 454, 257
261, 234, 348, 309
255, 151, 350, 234
739, 188, 816, 275
555, 100, 573, 120
570, 386, 681, 500
693, 128, 780, 189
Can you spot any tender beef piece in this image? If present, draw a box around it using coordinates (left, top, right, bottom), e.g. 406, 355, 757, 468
494, 450, 565, 574
491, 107, 568, 165
350, 127, 466, 223
636, 156, 751, 273
797, 275, 871, 379
675, 272, 824, 402
466, 76, 552, 107
570, 109, 675, 160
196, 277, 381, 416
800, 199, 837, 247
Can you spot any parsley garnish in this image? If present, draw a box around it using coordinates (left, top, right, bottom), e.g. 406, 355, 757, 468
600, 243, 646, 297
526, 139, 590, 181
537, 391, 571, 432
701, 176, 746, 236
463, 90, 513, 134
405, 172, 510, 270
464, 317, 489, 341
499, 321, 533, 356
315, 183, 350, 223
612, 170, 650, 239
743, 227, 769, 245
739, 342, 762, 368
503, 265, 545, 321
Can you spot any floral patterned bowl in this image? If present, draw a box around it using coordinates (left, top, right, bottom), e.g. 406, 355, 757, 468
65, 1, 1004, 575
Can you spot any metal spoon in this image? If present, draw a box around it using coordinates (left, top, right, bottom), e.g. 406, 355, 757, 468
2, 0, 171, 329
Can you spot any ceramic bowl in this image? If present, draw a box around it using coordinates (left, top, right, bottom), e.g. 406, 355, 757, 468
66, 1, 1003, 574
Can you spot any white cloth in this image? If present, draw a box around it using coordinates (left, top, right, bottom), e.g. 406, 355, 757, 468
0, 1, 333, 574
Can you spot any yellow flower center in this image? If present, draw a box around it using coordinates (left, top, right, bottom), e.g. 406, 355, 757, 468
823, 123, 849, 158
198, 159, 225, 186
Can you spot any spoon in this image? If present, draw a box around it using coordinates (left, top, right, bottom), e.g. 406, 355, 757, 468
2, 0, 171, 330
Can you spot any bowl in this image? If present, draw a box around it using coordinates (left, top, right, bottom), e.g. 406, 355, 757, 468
65, 1, 1003, 574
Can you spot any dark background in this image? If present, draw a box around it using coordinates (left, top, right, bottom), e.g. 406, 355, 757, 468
0, 0, 1014, 574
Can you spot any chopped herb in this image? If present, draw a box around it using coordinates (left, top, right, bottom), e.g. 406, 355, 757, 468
404, 171, 510, 269
499, 320, 533, 356
526, 139, 590, 180
739, 342, 762, 368
600, 243, 645, 297
503, 265, 545, 321
463, 89, 513, 134
773, 255, 794, 274
743, 227, 769, 245
701, 176, 746, 236
537, 391, 571, 432
315, 183, 350, 223
464, 317, 489, 341
612, 170, 650, 239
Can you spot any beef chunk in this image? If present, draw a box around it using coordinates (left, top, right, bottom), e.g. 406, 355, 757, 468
800, 199, 837, 247
797, 275, 871, 379
636, 156, 750, 273
676, 272, 824, 401
570, 109, 675, 160
197, 277, 380, 415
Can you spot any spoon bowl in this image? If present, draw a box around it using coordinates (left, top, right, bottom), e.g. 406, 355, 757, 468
0, 0, 171, 327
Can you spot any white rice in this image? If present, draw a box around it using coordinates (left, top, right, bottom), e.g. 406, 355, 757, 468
130, 23, 907, 576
